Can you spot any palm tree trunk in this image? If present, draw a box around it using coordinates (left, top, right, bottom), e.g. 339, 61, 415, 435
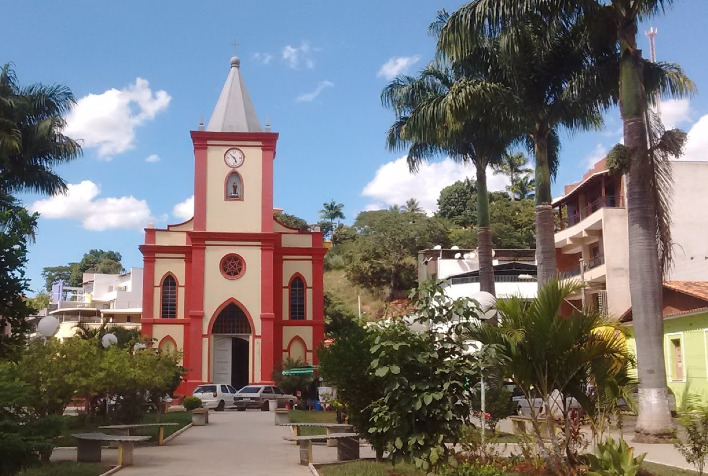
533, 131, 557, 285
476, 162, 496, 300
619, 19, 673, 441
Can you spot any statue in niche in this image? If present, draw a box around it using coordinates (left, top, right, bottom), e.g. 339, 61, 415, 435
231, 181, 239, 198
228, 174, 241, 199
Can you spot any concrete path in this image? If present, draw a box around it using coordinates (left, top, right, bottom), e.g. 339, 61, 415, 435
51, 410, 376, 475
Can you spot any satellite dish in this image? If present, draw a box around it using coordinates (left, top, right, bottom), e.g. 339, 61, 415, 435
469, 251, 477, 259
37, 316, 60, 338
433, 245, 442, 250
491, 249, 496, 258
133, 343, 147, 352
454, 253, 462, 259
451, 245, 460, 250
102, 333, 118, 348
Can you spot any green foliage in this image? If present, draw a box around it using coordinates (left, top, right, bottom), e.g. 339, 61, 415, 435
489, 198, 535, 249
272, 357, 311, 396
317, 319, 389, 458
366, 280, 500, 472
25, 293, 50, 314
182, 396, 202, 412
675, 403, 708, 475
439, 461, 507, 476
606, 144, 631, 176
324, 292, 359, 337
345, 209, 449, 300
0, 201, 37, 361
586, 437, 645, 476
0, 363, 64, 475
17, 462, 110, 476
40, 266, 73, 293
69, 250, 123, 287
469, 385, 516, 434
274, 211, 309, 231
437, 179, 477, 227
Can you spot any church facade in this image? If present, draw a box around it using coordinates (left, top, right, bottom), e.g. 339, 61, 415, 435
139, 57, 326, 394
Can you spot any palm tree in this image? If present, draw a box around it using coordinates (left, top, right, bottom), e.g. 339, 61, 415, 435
440, 0, 695, 442
473, 280, 630, 475
492, 152, 532, 200
401, 198, 424, 214
439, 7, 610, 286
318, 200, 345, 231
0, 64, 81, 197
513, 174, 536, 201
382, 60, 517, 298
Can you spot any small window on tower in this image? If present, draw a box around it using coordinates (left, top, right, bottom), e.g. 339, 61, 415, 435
226, 172, 243, 200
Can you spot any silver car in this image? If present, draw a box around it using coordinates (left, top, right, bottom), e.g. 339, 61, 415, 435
234, 385, 296, 411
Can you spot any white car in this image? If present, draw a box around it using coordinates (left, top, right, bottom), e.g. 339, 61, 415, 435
516, 390, 582, 418
192, 383, 239, 411
234, 385, 296, 411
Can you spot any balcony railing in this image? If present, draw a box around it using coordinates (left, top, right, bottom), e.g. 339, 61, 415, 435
558, 254, 604, 278
565, 195, 624, 227
587, 255, 605, 269
449, 274, 537, 285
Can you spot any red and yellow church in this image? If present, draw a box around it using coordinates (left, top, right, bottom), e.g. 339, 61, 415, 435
139, 56, 326, 394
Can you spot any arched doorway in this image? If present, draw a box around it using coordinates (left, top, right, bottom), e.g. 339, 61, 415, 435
212, 303, 251, 389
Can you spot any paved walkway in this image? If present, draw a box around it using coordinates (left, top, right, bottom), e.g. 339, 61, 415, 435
51, 410, 376, 475
51, 411, 698, 474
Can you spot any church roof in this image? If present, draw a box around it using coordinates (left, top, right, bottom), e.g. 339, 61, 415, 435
206, 56, 262, 133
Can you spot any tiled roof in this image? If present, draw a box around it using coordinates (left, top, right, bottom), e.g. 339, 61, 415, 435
664, 281, 708, 301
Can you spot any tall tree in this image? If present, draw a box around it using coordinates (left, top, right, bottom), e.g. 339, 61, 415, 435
492, 152, 532, 200
441, 0, 694, 440
319, 200, 345, 231
401, 198, 424, 214
382, 46, 518, 298
0, 64, 81, 197
439, 6, 608, 285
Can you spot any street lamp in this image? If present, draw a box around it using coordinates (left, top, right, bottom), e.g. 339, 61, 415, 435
37, 316, 60, 338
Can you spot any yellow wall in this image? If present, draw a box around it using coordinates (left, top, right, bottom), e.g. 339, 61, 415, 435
154, 230, 187, 246
205, 145, 262, 232
282, 234, 312, 247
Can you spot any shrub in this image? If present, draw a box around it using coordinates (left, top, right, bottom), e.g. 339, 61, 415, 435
675, 404, 708, 475
586, 437, 645, 476
183, 396, 202, 412
440, 461, 506, 476
469, 384, 515, 434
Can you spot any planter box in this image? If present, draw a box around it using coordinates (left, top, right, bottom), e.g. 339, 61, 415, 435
274, 409, 289, 425
191, 409, 209, 426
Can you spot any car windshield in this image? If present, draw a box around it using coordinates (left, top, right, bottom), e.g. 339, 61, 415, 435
194, 385, 216, 393
239, 386, 261, 394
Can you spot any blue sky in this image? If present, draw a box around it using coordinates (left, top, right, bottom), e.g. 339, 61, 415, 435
3, 1, 708, 295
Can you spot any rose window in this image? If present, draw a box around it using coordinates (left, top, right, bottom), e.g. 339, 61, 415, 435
220, 254, 245, 279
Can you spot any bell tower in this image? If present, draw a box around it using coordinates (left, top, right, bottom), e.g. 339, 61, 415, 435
191, 56, 278, 234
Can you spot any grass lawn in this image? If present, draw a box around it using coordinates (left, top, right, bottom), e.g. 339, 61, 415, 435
288, 409, 338, 436
315, 459, 700, 475
17, 462, 110, 476
57, 410, 192, 447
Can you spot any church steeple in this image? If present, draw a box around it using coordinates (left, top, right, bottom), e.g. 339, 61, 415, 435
206, 56, 262, 132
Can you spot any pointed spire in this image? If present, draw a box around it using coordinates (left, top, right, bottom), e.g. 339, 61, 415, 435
206, 56, 263, 132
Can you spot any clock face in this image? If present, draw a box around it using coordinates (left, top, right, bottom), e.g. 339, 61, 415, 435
224, 148, 244, 168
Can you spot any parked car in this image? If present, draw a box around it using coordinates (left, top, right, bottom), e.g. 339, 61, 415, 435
234, 385, 296, 411
192, 383, 239, 411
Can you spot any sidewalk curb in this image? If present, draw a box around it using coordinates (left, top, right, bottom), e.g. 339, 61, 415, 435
100, 465, 122, 476
164, 423, 192, 444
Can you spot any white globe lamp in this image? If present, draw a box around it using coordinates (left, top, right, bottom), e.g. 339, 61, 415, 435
102, 333, 118, 348
37, 316, 60, 338
470, 291, 497, 320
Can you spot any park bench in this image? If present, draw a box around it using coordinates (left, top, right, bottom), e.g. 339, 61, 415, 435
282, 433, 360, 465
277, 422, 353, 446
72, 432, 150, 466
99, 422, 180, 446
509, 415, 553, 439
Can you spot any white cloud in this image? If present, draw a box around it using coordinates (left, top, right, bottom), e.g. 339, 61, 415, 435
282, 42, 316, 69
680, 114, 708, 162
660, 98, 692, 130
296, 81, 334, 102
28, 181, 153, 231
362, 156, 508, 213
253, 52, 273, 65
145, 154, 160, 163
173, 195, 194, 221
583, 143, 608, 171
376, 56, 421, 80
64, 78, 171, 159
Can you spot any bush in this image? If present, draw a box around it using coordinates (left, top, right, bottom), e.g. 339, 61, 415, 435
183, 396, 202, 412
440, 461, 507, 476
469, 384, 515, 434
586, 437, 645, 476
675, 404, 708, 475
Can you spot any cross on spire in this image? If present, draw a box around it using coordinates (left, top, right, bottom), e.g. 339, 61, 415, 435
231, 40, 240, 56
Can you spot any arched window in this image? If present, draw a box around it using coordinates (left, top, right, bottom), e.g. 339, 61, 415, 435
289, 276, 305, 320
213, 303, 251, 334
225, 172, 243, 200
161, 275, 177, 318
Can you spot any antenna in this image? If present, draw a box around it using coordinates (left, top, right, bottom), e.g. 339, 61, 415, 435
646, 27, 662, 115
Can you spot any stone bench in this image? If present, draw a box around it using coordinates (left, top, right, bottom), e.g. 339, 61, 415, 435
99, 422, 179, 446
283, 433, 360, 465
72, 433, 150, 466
509, 415, 553, 439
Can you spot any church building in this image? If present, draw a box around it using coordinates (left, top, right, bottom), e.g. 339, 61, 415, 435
139, 56, 327, 394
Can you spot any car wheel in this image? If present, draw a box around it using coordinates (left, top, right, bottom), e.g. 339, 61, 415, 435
216, 400, 225, 411
236, 407, 246, 412
261, 401, 269, 411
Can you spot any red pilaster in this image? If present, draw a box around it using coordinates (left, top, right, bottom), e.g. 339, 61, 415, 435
191, 132, 208, 231
188, 242, 206, 383
261, 136, 277, 233
311, 249, 325, 364
140, 253, 155, 338
260, 240, 275, 384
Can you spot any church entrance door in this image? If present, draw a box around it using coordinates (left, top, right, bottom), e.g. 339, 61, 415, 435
212, 303, 252, 389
